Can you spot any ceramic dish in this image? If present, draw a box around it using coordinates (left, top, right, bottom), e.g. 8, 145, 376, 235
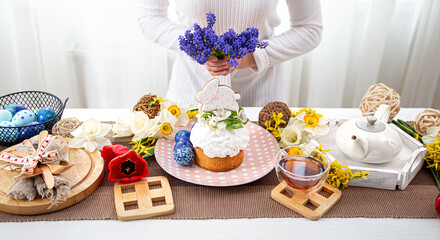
155, 121, 279, 187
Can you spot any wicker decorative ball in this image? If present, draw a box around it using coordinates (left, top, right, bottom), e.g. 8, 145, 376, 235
52, 118, 81, 138
259, 101, 291, 128
414, 108, 440, 136
359, 83, 401, 122
133, 94, 160, 119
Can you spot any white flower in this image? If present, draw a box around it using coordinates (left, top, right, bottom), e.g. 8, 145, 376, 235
160, 99, 190, 126
294, 112, 329, 136
422, 126, 440, 145
279, 125, 310, 148
299, 142, 318, 155
151, 110, 177, 140
112, 117, 132, 138
68, 118, 112, 152
130, 111, 160, 141
238, 109, 248, 123
212, 108, 231, 123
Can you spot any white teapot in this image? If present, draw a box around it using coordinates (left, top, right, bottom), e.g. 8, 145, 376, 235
335, 104, 402, 164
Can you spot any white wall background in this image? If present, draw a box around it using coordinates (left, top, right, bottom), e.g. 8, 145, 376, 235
1, 0, 439, 109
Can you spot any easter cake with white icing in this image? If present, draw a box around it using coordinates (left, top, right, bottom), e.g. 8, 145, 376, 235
190, 78, 249, 172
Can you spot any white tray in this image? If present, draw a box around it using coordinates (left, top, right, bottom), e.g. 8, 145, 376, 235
316, 119, 427, 190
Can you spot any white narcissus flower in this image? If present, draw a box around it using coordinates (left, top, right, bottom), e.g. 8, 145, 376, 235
294, 112, 329, 136
129, 111, 160, 141
279, 124, 310, 148
422, 126, 440, 145
151, 110, 177, 140
68, 118, 112, 152
112, 117, 132, 138
160, 100, 190, 126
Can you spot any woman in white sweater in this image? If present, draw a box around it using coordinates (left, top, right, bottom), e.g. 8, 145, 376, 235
138, 0, 322, 107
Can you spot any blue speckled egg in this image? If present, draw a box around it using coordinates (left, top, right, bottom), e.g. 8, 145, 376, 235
37, 107, 56, 123
0, 110, 13, 122
20, 122, 45, 139
173, 140, 194, 166
11, 110, 36, 127
3, 104, 28, 117
175, 130, 191, 142
0, 121, 19, 144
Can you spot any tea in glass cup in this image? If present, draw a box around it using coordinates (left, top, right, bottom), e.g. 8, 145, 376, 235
275, 146, 330, 198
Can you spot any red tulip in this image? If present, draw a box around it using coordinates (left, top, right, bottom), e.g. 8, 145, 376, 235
108, 150, 149, 182
101, 144, 129, 170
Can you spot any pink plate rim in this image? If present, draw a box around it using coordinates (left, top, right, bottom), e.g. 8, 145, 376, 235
154, 120, 279, 187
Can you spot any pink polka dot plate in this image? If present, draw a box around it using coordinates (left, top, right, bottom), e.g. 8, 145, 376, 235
155, 121, 279, 187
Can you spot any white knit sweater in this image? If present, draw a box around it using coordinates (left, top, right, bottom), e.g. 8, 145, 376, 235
138, 0, 322, 107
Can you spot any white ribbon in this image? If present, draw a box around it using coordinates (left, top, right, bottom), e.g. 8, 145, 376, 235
0, 135, 66, 175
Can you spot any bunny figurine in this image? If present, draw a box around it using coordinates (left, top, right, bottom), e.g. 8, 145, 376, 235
196, 78, 240, 112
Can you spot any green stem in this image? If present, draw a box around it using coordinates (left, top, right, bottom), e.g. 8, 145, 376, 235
430, 168, 440, 191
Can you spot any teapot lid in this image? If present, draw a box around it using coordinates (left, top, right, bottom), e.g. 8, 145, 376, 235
356, 116, 386, 133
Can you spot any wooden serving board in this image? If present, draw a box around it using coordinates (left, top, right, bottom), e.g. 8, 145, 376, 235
0, 143, 104, 215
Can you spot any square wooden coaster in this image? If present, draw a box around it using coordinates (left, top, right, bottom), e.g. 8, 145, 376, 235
114, 176, 174, 221
271, 182, 341, 221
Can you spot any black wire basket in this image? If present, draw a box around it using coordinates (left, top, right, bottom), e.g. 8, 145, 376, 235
0, 91, 68, 147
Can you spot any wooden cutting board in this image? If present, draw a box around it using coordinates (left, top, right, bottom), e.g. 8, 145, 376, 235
0, 143, 104, 215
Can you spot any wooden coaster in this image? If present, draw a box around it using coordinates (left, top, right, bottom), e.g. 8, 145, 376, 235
271, 182, 342, 221
114, 176, 174, 221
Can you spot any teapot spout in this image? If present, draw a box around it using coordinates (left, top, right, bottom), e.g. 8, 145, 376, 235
350, 135, 368, 160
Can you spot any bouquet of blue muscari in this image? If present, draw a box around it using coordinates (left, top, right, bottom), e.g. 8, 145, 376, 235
178, 12, 268, 68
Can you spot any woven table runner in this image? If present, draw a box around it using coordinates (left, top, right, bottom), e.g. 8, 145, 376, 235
0, 134, 439, 222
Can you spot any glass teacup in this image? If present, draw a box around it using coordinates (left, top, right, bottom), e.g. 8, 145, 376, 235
274, 146, 330, 199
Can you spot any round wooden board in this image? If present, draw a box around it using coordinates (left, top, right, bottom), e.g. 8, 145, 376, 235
0, 144, 104, 215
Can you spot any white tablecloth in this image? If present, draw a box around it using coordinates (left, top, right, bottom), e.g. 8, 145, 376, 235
1, 108, 439, 240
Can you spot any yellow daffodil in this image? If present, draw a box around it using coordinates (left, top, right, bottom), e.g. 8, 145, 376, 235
160, 100, 190, 126
287, 145, 303, 155
293, 112, 329, 136
160, 122, 173, 136
151, 110, 177, 140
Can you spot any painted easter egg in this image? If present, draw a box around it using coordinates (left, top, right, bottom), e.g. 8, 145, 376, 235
37, 107, 56, 122
3, 104, 28, 117
173, 140, 194, 166
0, 121, 19, 144
0, 110, 13, 122
20, 122, 45, 139
175, 130, 191, 142
12, 110, 36, 127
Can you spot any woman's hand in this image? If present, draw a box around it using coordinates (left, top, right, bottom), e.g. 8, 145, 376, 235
204, 53, 256, 76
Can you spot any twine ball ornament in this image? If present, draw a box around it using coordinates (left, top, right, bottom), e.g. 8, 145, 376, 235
414, 108, 440, 136
133, 94, 161, 119
259, 101, 291, 128
359, 83, 401, 122
51, 118, 81, 138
